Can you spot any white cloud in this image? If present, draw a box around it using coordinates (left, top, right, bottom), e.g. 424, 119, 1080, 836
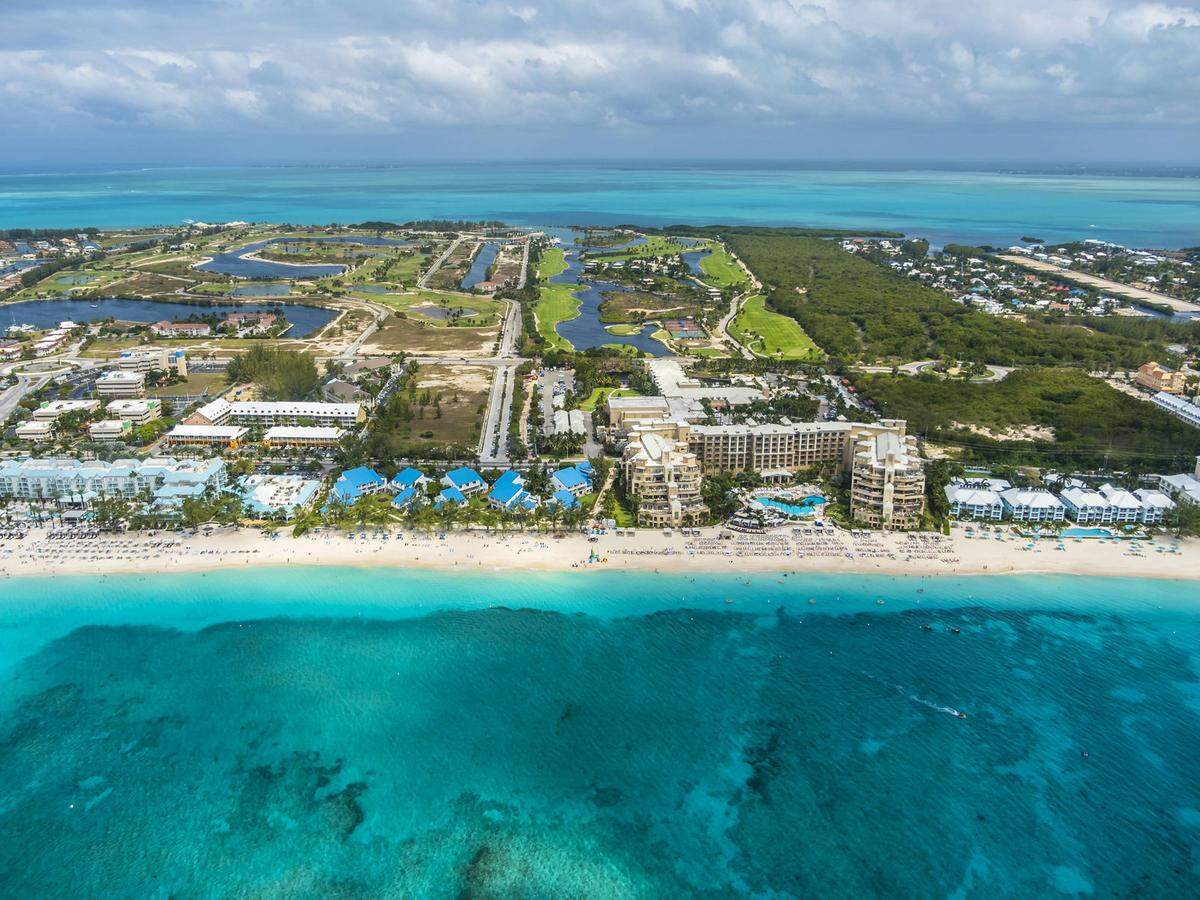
0, 0, 1196, 137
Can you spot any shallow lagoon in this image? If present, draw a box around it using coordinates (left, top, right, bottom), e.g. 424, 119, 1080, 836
0, 569, 1196, 896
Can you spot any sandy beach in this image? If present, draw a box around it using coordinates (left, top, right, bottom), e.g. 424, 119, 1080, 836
2, 525, 1197, 581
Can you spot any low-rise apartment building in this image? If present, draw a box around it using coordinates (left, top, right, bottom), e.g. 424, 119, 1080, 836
998, 488, 1065, 522
188, 398, 363, 428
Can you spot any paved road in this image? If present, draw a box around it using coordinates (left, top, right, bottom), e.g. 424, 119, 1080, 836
417, 236, 466, 289
475, 293, 525, 465
0, 373, 51, 424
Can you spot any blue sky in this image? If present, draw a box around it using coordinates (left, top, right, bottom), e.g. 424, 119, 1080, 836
2, 0, 1198, 167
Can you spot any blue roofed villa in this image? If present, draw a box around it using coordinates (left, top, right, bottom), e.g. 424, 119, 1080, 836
550, 464, 593, 498
487, 470, 539, 512
331, 466, 387, 504
391, 485, 422, 511
391, 467, 428, 492
441, 467, 486, 495
435, 486, 469, 508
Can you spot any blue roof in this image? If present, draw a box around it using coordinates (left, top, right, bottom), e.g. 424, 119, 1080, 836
332, 466, 385, 502
445, 466, 483, 488
489, 482, 525, 506
491, 470, 523, 492
552, 466, 590, 490
435, 486, 467, 507
576, 460, 594, 475
551, 488, 578, 509
392, 467, 425, 489
392, 486, 418, 509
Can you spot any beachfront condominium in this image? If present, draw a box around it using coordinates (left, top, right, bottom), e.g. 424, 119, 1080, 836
620, 427, 708, 528
944, 478, 1010, 520
188, 397, 364, 428
0, 456, 227, 506
849, 432, 925, 529
999, 488, 1066, 522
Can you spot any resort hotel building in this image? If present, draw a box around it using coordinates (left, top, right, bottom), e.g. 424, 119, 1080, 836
0, 456, 227, 508
685, 419, 911, 479
188, 398, 364, 428
849, 431, 925, 529
944, 478, 1010, 520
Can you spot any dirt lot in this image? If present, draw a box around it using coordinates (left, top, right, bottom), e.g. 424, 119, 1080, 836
364, 314, 497, 356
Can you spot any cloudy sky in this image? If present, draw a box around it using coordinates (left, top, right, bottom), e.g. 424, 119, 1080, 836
2, 0, 1198, 167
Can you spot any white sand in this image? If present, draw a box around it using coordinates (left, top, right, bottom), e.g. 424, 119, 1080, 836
2, 525, 1197, 581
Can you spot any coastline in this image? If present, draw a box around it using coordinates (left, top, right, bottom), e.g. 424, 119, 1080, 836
3, 524, 1197, 581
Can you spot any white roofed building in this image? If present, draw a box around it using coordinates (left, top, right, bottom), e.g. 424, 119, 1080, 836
944, 479, 1006, 520
1133, 488, 1174, 525
1059, 487, 1110, 524
999, 488, 1065, 522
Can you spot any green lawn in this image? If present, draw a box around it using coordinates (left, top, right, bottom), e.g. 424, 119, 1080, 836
698, 244, 747, 288
604, 323, 643, 335
730, 295, 822, 360
587, 235, 691, 262
534, 283, 580, 351
577, 387, 638, 412
538, 247, 569, 279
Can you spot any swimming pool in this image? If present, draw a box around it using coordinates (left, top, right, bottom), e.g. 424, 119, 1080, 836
754, 496, 827, 518
1061, 526, 1115, 539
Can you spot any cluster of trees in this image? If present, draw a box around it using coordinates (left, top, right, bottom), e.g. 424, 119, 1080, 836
852, 367, 1200, 472
226, 346, 320, 400
725, 233, 1170, 367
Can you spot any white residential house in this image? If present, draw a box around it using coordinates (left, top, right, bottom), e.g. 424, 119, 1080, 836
999, 488, 1065, 522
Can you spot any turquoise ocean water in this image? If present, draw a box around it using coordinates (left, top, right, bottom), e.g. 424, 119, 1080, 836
0, 567, 1197, 896
2, 162, 1199, 247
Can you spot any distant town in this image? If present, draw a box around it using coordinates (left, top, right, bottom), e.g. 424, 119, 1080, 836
2, 219, 1198, 556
